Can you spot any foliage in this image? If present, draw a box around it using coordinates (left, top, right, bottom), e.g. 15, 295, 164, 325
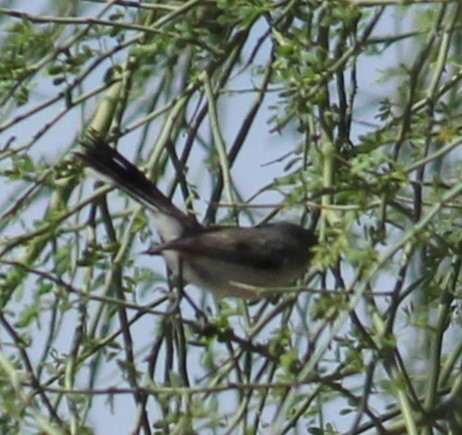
1, 0, 462, 433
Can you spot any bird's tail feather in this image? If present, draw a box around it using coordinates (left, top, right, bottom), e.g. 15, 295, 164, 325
75, 134, 200, 240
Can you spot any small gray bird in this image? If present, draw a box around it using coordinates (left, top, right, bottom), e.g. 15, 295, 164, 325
75, 135, 317, 298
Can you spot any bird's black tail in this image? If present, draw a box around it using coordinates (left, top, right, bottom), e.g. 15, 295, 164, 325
75, 133, 201, 239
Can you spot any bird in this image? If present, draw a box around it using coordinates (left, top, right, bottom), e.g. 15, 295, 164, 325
75, 133, 317, 298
